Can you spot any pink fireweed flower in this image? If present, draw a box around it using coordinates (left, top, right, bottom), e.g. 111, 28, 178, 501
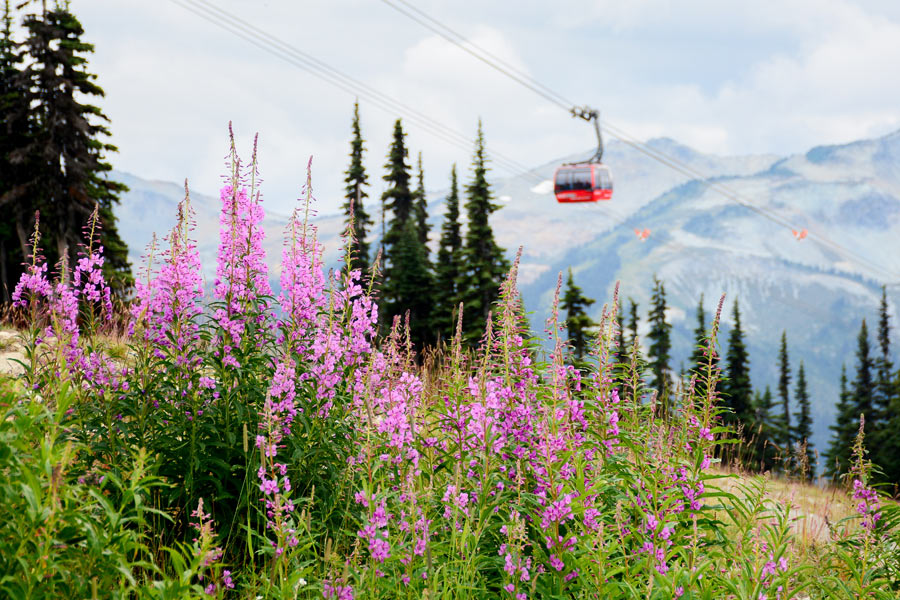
214, 183, 271, 307
851, 479, 881, 530
12, 261, 51, 308
130, 192, 204, 356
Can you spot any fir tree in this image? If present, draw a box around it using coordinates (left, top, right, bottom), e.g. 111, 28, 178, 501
851, 319, 875, 432
381, 119, 413, 234
412, 151, 430, 257
627, 299, 639, 348
433, 165, 463, 340
646, 276, 673, 407
723, 299, 752, 428
775, 331, 792, 452
689, 295, 707, 375
689, 295, 719, 398
824, 365, 854, 480
387, 219, 433, 347
380, 118, 433, 346
341, 100, 373, 276
5, 4, 131, 294
456, 120, 509, 343
793, 361, 814, 479
872, 287, 895, 477
560, 268, 596, 369
881, 372, 900, 485
0, 0, 27, 301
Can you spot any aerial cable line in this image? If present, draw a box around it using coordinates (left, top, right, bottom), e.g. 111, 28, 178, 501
378, 0, 900, 282
169, 0, 644, 231
169, 0, 546, 182
377, 0, 573, 112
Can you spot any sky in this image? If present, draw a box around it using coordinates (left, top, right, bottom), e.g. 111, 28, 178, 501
52, 0, 900, 216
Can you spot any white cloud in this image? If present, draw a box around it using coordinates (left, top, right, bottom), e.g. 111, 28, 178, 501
54, 0, 900, 222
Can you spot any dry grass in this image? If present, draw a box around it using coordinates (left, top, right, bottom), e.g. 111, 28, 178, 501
710, 465, 859, 548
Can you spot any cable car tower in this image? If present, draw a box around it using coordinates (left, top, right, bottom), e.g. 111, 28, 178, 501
553, 106, 614, 203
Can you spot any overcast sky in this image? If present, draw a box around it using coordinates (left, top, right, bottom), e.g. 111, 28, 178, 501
58, 0, 900, 216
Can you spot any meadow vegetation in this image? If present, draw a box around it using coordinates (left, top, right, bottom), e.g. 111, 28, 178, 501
1, 143, 899, 600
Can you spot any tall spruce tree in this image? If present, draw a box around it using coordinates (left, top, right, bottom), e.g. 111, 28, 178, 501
380, 118, 433, 346
851, 319, 875, 432
5, 4, 131, 294
793, 361, 814, 478
341, 101, 373, 276
561, 268, 596, 370
776, 331, 793, 451
872, 288, 895, 477
646, 276, 673, 406
627, 299, 639, 348
882, 373, 900, 485
412, 151, 430, 257
456, 120, 508, 343
0, 0, 27, 301
689, 295, 707, 376
824, 365, 854, 480
723, 299, 752, 428
434, 165, 463, 340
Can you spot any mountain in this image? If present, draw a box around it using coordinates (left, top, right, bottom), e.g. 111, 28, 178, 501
112, 129, 900, 460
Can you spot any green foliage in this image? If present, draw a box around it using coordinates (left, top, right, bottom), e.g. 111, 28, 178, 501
793, 361, 814, 479
0, 0, 27, 302
723, 299, 752, 430
825, 365, 855, 480
380, 118, 433, 347
342, 100, 373, 276
412, 151, 430, 258
0, 389, 161, 598
456, 120, 509, 344
852, 319, 876, 433
4, 4, 131, 295
560, 268, 596, 369
646, 276, 673, 407
776, 331, 793, 453
433, 165, 464, 341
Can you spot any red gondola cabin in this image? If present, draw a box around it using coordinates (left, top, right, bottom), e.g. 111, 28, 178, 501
553, 163, 613, 203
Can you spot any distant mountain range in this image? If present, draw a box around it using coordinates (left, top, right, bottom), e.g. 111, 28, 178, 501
112, 128, 900, 458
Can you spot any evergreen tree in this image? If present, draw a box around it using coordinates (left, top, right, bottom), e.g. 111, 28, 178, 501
881, 372, 900, 485
775, 332, 793, 453
723, 299, 753, 428
793, 361, 814, 478
824, 365, 855, 480
5, 4, 131, 294
0, 0, 28, 301
341, 100, 373, 276
456, 120, 509, 343
627, 299, 639, 348
560, 268, 596, 369
412, 151, 430, 257
433, 165, 463, 340
387, 218, 434, 347
872, 287, 895, 477
851, 319, 875, 431
689, 295, 707, 376
646, 276, 673, 406
749, 386, 777, 472
380, 118, 433, 346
